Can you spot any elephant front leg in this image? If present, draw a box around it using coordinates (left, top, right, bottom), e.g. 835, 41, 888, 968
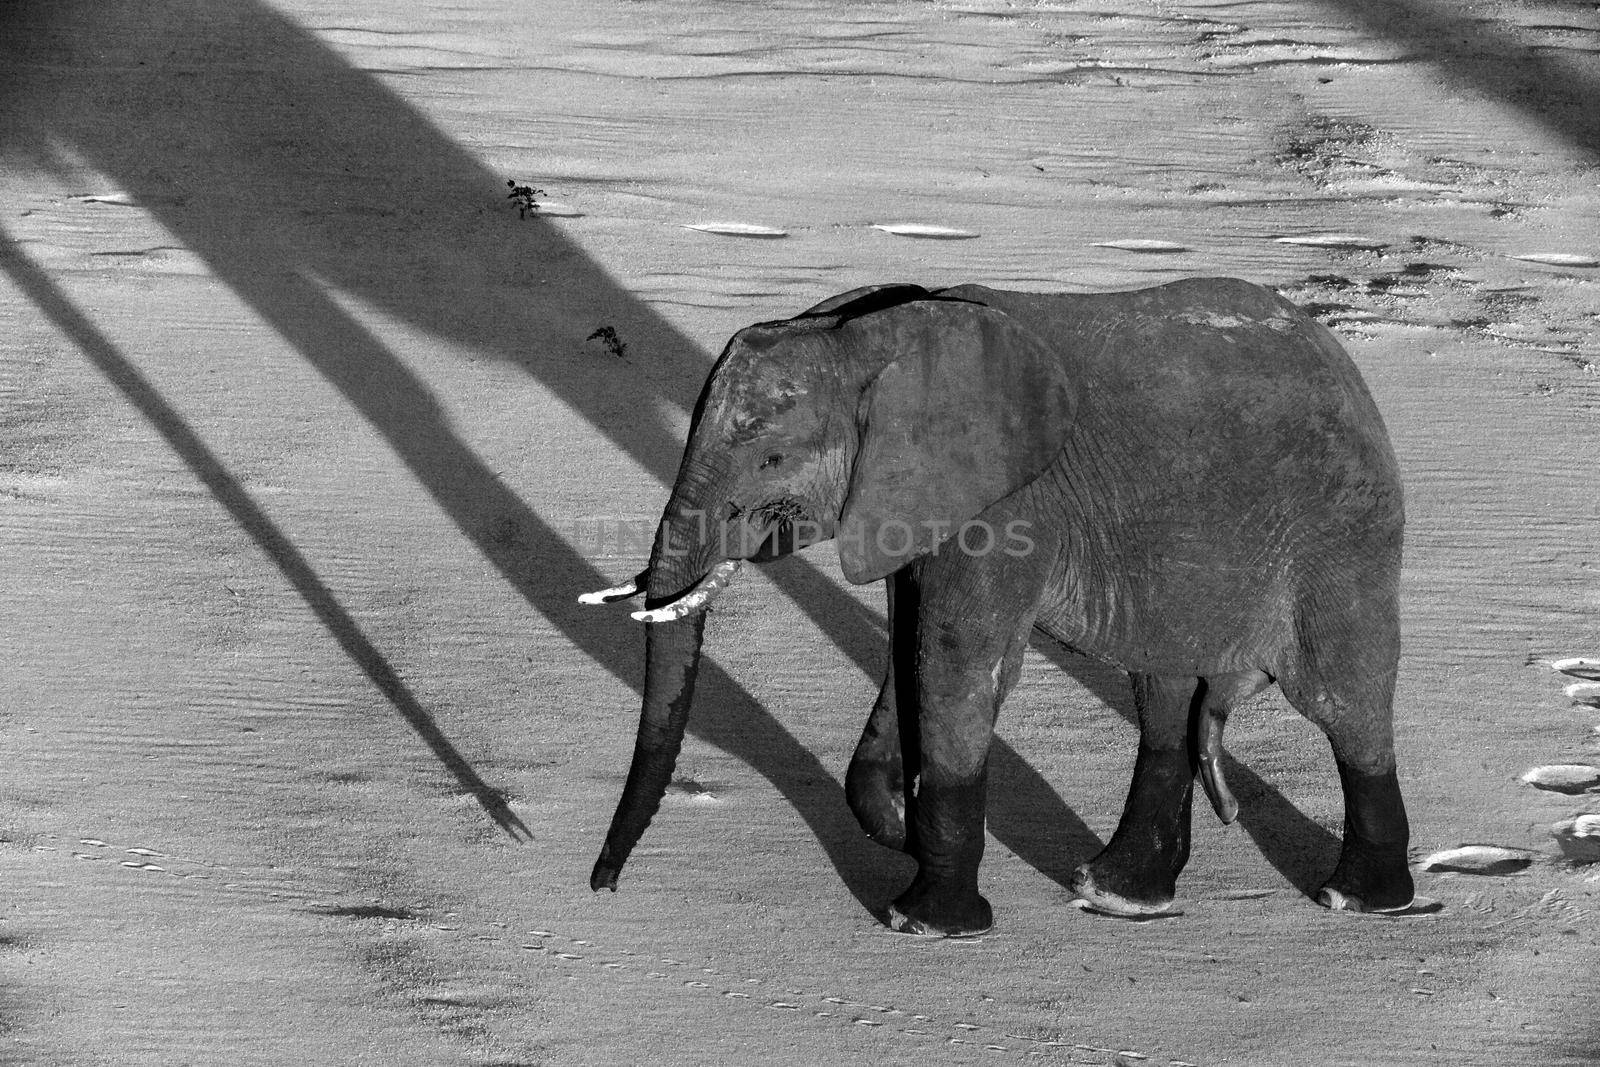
1071, 672, 1198, 918
886, 679, 995, 937
887, 601, 1035, 937
846, 573, 913, 851
845, 672, 908, 851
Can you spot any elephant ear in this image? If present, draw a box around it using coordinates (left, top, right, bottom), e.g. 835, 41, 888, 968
836, 301, 1075, 584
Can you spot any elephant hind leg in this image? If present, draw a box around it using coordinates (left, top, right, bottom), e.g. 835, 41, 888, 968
1277, 610, 1415, 913
1072, 669, 1275, 917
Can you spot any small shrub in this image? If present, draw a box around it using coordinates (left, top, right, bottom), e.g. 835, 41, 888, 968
506, 180, 546, 219
586, 326, 628, 360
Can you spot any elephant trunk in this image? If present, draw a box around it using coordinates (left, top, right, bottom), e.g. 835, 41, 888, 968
590, 609, 707, 890
590, 504, 721, 891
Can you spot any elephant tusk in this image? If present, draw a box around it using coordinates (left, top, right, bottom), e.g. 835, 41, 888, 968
1197, 706, 1240, 825
578, 569, 650, 605
631, 560, 742, 623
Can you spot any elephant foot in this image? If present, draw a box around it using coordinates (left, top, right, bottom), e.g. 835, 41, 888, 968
885, 878, 992, 938
1316, 887, 1442, 917
1068, 865, 1183, 920
844, 761, 908, 852
1316, 837, 1415, 914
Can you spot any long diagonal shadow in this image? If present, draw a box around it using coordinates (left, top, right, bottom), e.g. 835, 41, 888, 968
248, 273, 900, 904
0, 233, 532, 843
1312, 0, 1600, 160
0, 0, 1345, 903
0, 1, 901, 907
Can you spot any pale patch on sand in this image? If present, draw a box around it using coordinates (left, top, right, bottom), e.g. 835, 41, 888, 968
684, 221, 788, 238
870, 223, 979, 239
1092, 238, 1189, 253
1419, 846, 1535, 875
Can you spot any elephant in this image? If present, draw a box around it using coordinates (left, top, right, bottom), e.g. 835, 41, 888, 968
582, 278, 1415, 937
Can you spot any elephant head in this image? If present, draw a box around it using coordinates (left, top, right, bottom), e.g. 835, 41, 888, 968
587, 284, 1075, 891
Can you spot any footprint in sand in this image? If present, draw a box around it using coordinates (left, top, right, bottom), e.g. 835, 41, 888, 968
1093, 239, 1189, 254
1521, 764, 1600, 795
1533, 658, 1600, 867
1510, 252, 1599, 269
1548, 657, 1600, 680
1563, 683, 1600, 707
683, 221, 788, 238
1551, 815, 1600, 864
1419, 845, 1534, 875
665, 777, 722, 804
1275, 233, 1387, 251
1545, 657, 1600, 707
871, 223, 979, 240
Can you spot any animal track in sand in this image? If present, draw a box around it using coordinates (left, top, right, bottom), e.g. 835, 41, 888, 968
1546, 658, 1600, 681
664, 776, 723, 804
72, 839, 185, 875
37, 831, 317, 903
871, 223, 981, 240
1510, 252, 1600, 269
1565, 683, 1600, 708
1534, 659, 1600, 868
1274, 233, 1388, 251
1419, 846, 1535, 876
1272, 113, 1527, 211
1521, 765, 1600, 795
67, 185, 994, 247
1092, 239, 1188, 254
515, 928, 1185, 1062
1275, 115, 1384, 186
1277, 253, 1596, 370
683, 221, 789, 238
1552, 816, 1600, 864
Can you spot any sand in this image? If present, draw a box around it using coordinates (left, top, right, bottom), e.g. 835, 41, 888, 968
0, 0, 1597, 1063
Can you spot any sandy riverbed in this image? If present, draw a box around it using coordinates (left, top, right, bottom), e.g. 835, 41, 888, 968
0, 0, 1597, 1063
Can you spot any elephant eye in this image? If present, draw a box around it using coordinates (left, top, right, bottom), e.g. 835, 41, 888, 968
759, 452, 785, 470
